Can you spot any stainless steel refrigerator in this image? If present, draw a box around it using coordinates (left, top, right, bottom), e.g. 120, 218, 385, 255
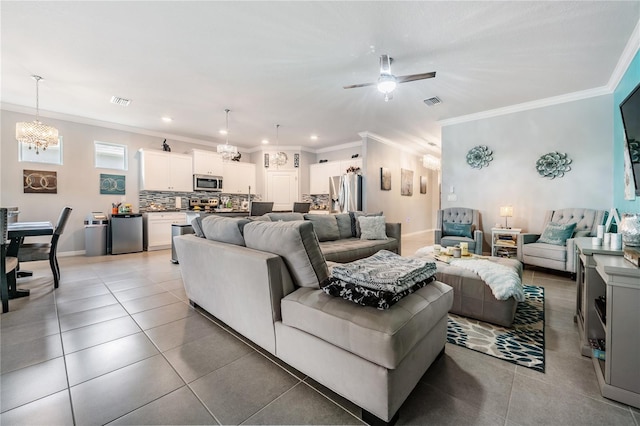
329, 173, 362, 213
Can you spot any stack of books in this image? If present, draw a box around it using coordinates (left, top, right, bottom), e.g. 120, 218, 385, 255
589, 338, 606, 361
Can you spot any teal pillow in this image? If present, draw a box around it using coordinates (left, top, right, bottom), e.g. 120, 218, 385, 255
537, 222, 577, 246
442, 222, 473, 238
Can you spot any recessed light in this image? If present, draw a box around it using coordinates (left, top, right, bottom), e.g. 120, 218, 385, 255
162, 117, 173, 123
219, 129, 228, 135
310, 134, 318, 140
262, 139, 269, 144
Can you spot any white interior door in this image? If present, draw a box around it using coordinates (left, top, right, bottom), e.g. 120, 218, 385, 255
266, 170, 299, 211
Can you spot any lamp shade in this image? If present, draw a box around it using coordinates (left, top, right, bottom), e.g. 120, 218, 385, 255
500, 206, 513, 217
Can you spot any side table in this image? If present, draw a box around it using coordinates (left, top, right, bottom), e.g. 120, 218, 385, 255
491, 228, 521, 258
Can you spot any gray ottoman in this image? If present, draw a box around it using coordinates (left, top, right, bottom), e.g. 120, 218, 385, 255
413, 249, 522, 327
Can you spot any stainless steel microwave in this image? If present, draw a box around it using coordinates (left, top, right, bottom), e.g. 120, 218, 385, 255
193, 174, 223, 192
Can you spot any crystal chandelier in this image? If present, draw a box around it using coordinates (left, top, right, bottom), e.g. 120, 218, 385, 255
16, 75, 59, 154
422, 154, 441, 170
271, 124, 287, 167
217, 109, 238, 161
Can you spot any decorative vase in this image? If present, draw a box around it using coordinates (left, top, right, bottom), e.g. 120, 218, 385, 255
619, 213, 640, 247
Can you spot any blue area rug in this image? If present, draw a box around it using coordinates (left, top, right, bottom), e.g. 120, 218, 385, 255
447, 285, 545, 372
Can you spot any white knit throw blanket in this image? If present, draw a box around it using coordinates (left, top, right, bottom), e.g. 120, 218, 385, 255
449, 259, 524, 301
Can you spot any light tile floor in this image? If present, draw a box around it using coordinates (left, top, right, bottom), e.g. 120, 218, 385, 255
1, 232, 638, 425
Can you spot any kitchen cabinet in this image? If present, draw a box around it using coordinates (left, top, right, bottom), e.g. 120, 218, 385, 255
223, 162, 256, 194
139, 149, 193, 192
309, 162, 341, 194
143, 212, 187, 251
193, 149, 223, 176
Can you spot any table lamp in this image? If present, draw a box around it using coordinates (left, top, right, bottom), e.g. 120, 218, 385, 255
500, 206, 513, 229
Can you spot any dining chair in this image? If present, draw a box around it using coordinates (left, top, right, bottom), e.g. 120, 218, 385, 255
292, 202, 311, 213
249, 201, 274, 216
1, 208, 19, 313
18, 206, 72, 289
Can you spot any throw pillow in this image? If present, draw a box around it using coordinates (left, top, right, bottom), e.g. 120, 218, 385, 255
350, 211, 383, 237
303, 214, 340, 241
244, 220, 329, 288
201, 216, 251, 246
442, 222, 473, 238
358, 216, 388, 240
537, 222, 577, 246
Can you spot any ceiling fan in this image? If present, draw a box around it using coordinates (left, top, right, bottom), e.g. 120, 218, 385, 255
343, 54, 436, 101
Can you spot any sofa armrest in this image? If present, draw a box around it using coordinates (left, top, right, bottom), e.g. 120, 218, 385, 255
385, 222, 401, 255
434, 229, 442, 245
566, 238, 577, 273
517, 233, 540, 261
473, 230, 483, 254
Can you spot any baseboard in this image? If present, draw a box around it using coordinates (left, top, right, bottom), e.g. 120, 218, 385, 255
58, 250, 85, 257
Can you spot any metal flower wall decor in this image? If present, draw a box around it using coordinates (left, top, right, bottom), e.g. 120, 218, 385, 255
536, 151, 572, 179
466, 145, 493, 169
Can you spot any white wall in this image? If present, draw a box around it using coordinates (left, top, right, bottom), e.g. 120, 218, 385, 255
362, 135, 439, 235
441, 95, 613, 250
1, 110, 250, 254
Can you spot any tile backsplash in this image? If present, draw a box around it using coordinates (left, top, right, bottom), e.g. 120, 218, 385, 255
139, 191, 260, 211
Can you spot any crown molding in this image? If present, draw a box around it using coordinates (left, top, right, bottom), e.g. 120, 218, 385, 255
314, 140, 362, 154
439, 86, 611, 127
358, 131, 423, 156
607, 18, 640, 91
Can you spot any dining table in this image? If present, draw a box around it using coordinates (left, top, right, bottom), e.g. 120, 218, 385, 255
6, 221, 54, 298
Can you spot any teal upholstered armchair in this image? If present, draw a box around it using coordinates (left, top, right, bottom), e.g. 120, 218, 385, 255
435, 208, 483, 255
517, 208, 606, 274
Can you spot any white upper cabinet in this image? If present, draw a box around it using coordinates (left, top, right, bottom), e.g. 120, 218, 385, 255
222, 162, 256, 194
139, 149, 193, 192
192, 149, 223, 176
309, 161, 341, 194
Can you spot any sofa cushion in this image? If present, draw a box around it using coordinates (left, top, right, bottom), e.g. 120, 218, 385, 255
358, 216, 387, 240
303, 214, 340, 241
350, 211, 383, 237
191, 216, 205, 238
244, 220, 329, 288
265, 212, 305, 222
201, 216, 250, 246
335, 213, 353, 239
319, 237, 398, 263
281, 281, 453, 369
442, 222, 473, 238
537, 222, 576, 246
522, 242, 567, 262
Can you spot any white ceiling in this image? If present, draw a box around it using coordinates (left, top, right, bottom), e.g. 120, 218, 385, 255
2, 1, 638, 154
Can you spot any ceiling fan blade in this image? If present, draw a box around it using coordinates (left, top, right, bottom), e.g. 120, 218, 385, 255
396, 71, 436, 83
343, 82, 376, 89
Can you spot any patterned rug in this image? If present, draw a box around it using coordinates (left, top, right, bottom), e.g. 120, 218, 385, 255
447, 285, 545, 372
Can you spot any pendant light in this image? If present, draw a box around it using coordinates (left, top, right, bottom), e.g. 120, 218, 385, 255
217, 108, 238, 161
271, 124, 287, 167
16, 75, 59, 154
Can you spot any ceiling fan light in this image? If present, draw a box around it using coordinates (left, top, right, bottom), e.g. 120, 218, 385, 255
377, 75, 397, 94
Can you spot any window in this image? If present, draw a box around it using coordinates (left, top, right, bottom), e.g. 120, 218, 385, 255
18, 137, 63, 164
95, 141, 128, 170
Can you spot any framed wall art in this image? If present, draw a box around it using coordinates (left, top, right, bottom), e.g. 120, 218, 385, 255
401, 168, 413, 196
100, 174, 126, 195
380, 167, 391, 191
23, 169, 57, 194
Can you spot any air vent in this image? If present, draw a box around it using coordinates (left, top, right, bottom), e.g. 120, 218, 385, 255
423, 96, 441, 106
110, 96, 131, 106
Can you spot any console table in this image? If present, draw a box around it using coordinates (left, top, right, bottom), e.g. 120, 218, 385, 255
575, 238, 640, 408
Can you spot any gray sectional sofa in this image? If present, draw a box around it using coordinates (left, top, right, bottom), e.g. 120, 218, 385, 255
175, 215, 453, 424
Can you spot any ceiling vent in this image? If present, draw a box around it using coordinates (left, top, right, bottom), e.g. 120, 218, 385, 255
110, 96, 131, 106
423, 96, 441, 106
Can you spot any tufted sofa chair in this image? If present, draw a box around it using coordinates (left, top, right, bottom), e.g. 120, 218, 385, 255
435, 208, 483, 255
517, 208, 606, 274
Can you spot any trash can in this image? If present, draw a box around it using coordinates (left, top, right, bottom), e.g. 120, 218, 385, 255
6, 207, 19, 223
171, 223, 194, 263
84, 212, 109, 256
